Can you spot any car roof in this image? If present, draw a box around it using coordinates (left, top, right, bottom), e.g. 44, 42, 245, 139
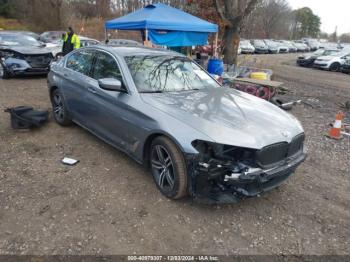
91, 45, 182, 57
78, 36, 99, 41
41, 31, 65, 35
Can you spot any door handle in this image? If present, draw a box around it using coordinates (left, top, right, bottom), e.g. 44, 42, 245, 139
87, 87, 97, 94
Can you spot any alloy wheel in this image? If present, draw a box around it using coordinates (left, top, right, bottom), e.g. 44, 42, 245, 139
151, 145, 175, 191
0, 63, 4, 78
53, 93, 65, 122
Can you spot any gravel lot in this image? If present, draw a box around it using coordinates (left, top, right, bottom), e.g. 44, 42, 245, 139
0, 53, 349, 255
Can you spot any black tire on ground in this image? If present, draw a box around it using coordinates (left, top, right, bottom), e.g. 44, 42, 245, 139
51, 89, 72, 126
0, 62, 10, 79
329, 62, 340, 72
150, 136, 188, 199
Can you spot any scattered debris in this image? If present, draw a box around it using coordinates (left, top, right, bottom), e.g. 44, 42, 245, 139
341, 131, 350, 137
271, 97, 301, 110
61, 157, 79, 166
39, 205, 50, 215
4, 106, 48, 129
338, 101, 350, 110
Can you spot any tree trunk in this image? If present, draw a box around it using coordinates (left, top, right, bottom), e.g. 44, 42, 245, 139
223, 23, 240, 66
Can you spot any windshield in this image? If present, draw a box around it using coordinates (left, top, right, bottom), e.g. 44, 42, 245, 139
41, 31, 64, 41
240, 40, 250, 45
253, 40, 265, 45
0, 34, 40, 46
265, 40, 277, 47
323, 50, 339, 56
313, 49, 338, 56
125, 55, 220, 93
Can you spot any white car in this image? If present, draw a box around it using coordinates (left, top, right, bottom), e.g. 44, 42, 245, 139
239, 39, 255, 54
51, 36, 100, 57
313, 51, 350, 71
273, 40, 289, 53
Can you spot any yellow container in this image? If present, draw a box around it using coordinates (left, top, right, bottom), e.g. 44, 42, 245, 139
250, 72, 268, 80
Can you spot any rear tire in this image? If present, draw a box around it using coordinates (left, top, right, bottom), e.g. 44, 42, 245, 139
150, 136, 188, 199
51, 89, 72, 126
329, 62, 340, 72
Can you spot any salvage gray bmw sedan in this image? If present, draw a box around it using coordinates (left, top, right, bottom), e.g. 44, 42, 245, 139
48, 45, 306, 203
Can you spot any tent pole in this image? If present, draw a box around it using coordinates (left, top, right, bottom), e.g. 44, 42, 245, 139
214, 32, 218, 58
105, 28, 107, 41
145, 29, 148, 46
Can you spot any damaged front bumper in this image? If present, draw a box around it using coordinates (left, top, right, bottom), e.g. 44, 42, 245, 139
186, 152, 307, 204
1, 57, 51, 77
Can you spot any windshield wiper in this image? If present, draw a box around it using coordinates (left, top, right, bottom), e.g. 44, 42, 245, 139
139, 90, 164, 93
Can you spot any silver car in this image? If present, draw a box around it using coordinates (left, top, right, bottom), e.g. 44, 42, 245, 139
48, 45, 306, 203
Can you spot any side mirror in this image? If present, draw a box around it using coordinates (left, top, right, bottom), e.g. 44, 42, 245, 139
98, 78, 126, 92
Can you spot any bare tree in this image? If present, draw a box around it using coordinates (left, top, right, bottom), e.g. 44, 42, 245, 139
215, 0, 260, 66
259, 0, 291, 38
48, 0, 65, 28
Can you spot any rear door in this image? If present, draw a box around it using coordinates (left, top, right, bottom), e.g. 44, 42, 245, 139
61, 49, 94, 125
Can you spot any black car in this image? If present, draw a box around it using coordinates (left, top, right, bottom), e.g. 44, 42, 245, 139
0, 33, 54, 79
297, 49, 339, 67
341, 59, 350, 74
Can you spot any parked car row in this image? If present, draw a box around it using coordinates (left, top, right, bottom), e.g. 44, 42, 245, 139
239, 39, 311, 54
0, 30, 143, 79
297, 48, 350, 74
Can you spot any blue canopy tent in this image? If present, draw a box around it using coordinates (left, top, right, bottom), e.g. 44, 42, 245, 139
105, 3, 218, 48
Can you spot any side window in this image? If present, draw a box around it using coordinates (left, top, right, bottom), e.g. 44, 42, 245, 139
92, 52, 122, 81
66, 50, 94, 76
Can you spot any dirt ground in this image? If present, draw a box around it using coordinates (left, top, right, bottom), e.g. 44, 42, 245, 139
0, 54, 349, 255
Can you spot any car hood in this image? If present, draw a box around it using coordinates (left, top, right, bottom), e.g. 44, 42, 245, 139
299, 52, 314, 59
1, 46, 53, 55
141, 88, 304, 149
316, 55, 339, 61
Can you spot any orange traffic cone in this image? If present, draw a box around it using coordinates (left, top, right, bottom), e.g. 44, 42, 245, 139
328, 111, 344, 139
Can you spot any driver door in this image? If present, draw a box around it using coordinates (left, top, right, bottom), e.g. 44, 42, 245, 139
84, 50, 133, 151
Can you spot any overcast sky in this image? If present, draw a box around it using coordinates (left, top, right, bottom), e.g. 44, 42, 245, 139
288, 0, 350, 34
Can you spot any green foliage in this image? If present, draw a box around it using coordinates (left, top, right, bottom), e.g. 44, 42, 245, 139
292, 7, 321, 38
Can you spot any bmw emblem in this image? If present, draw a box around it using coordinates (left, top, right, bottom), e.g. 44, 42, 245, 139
281, 131, 289, 138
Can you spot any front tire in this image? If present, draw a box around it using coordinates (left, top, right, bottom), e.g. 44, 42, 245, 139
51, 89, 72, 126
329, 62, 340, 72
0, 62, 9, 79
150, 136, 188, 199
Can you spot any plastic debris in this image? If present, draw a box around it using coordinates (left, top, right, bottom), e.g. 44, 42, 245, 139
61, 157, 79, 166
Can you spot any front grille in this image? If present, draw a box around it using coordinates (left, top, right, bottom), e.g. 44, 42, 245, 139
256, 133, 305, 167
24, 54, 53, 68
256, 142, 288, 167
288, 133, 305, 157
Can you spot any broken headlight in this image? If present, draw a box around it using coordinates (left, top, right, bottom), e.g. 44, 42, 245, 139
0, 51, 15, 60
192, 140, 256, 163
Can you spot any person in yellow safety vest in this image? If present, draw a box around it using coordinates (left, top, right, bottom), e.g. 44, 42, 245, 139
62, 27, 80, 55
